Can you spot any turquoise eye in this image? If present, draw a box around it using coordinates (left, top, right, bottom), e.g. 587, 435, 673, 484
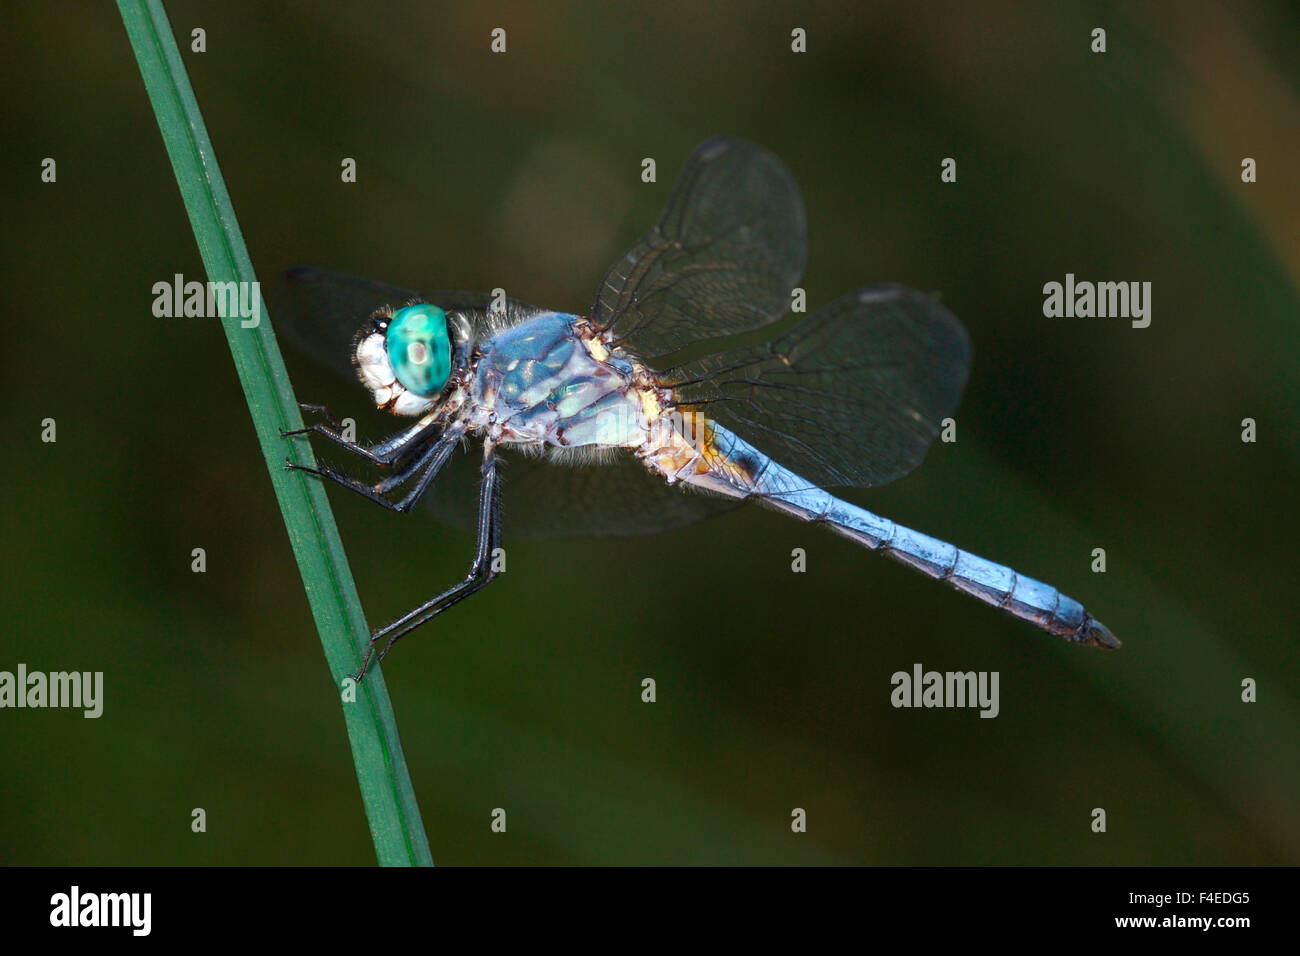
386, 304, 452, 396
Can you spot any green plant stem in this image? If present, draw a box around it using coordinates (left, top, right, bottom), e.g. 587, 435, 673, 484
118, 0, 432, 866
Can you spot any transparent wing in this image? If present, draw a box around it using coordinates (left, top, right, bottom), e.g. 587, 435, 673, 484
424, 445, 738, 539
664, 285, 972, 489
268, 266, 543, 381
590, 136, 807, 358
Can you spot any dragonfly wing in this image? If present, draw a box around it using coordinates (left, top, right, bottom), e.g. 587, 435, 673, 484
269, 266, 543, 381
424, 445, 738, 539
590, 136, 807, 359
665, 284, 972, 489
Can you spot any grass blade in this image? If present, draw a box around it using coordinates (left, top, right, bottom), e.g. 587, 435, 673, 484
117, 0, 433, 866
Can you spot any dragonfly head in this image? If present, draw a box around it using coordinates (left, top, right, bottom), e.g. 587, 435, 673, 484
352, 303, 474, 416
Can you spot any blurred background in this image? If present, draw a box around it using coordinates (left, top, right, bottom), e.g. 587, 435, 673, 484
2, 0, 1297, 864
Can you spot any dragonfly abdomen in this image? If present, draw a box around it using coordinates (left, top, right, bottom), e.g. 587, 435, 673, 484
821, 502, 1117, 647
687, 422, 1119, 649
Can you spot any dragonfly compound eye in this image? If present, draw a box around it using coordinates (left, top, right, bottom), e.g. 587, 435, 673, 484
386, 304, 452, 396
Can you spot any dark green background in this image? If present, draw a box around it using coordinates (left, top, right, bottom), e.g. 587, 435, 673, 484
3, 0, 1297, 864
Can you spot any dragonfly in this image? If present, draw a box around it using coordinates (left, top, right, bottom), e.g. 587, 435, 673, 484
275, 135, 1118, 680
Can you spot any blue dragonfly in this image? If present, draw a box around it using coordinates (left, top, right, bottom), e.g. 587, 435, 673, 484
276, 136, 1118, 680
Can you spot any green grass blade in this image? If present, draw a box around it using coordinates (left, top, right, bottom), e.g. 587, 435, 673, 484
117, 0, 433, 866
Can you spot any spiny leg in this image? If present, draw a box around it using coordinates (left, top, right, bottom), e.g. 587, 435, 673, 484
353, 447, 501, 682
296, 403, 341, 427
287, 428, 463, 513
281, 404, 439, 468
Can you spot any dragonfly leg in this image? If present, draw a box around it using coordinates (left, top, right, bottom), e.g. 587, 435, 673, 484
352, 447, 501, 682
296, 403, 341, 428
286, 428, 462, 513
281, 410, 439, 468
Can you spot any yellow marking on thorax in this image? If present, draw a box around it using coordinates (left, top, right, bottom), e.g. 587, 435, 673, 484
569, 320, 744, 486
638, 404, 724, 482
573, 318, 611, 361
638, 386, 662, 421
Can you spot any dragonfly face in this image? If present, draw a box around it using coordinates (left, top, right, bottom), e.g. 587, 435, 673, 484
351, 302, 474, 417
277, 135, 1118, 681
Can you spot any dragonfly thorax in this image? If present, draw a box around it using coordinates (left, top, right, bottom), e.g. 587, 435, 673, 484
462, 312, 656, 454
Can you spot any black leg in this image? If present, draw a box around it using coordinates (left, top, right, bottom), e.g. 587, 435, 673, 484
282, 404, 439, 468
288, 428, 463, 513
353, 447, 502, 682
296, 403, 340, 427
